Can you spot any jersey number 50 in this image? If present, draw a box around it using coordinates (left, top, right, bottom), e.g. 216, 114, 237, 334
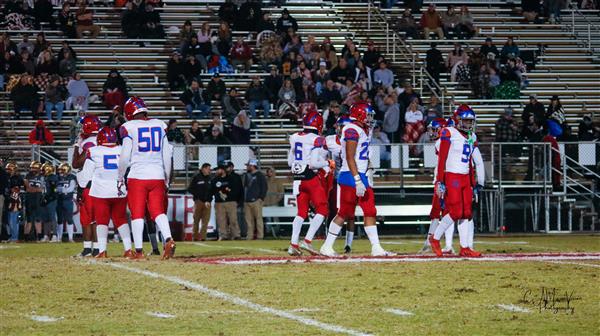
138, 127, 162, 152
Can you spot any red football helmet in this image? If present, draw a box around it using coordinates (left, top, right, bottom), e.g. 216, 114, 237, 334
124, 96, 148, 120
96, 126, 118, 146
349, 102, 375, 126
302, 110, 324, 134
80, 115, 102, 136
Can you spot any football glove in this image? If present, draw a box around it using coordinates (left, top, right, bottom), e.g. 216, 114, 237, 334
435, 181, 446, 199
354, 175, 366, 197
473, 184, 483, 203
117, 178, 125, 197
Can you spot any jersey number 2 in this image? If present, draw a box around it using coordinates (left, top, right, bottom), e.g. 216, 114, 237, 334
461, 144, 472, 163
359, 142, 369, 160
138, 127, 162, 152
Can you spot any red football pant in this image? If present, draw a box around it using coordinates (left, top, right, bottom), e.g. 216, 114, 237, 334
79, 188, 94, 227
127, 178, 166, 221
442, 172, 473, 221
296, 176, 328, 219
430, 193, 442, 220
91, 196, 128, 228
337, 185, 377, 219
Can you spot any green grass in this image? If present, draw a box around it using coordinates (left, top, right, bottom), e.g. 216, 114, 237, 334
1, 235, 599, 335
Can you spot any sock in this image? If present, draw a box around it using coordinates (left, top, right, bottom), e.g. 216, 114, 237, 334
428, 218, 439, 236
154, 214, 172, 240
364, 225, 380, 247
444, 223, 454, 250
96, 225, 108, 253
148, 229, 159, 251
113, 233, 120, 241
457, 219, 469, 248
322, 221, 342, 249
433, 214, 454, 240
345, 230, 354, 247
467, 219, 475, 249
290, 216, 304, 246
83, 241, 92, 249
303, 214, 325, 243
56, 224, 63, 241
67, 224, 74, 241
132, 219, 145, 250
117, 224, 132, 251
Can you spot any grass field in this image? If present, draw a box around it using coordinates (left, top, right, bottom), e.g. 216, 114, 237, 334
1, 235, 599, 335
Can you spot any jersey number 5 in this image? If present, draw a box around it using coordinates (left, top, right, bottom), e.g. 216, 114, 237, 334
138, 127, 162, 152
461, 144, 472, 163
294, 142, 302, 160
103, 154, 118, 170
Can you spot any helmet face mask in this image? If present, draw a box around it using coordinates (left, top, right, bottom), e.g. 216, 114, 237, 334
5, 163, 17, 175
30, 161, 42, 173
58, 163, 71, 175
41, 163, 55, 176
458, 115, 476, 132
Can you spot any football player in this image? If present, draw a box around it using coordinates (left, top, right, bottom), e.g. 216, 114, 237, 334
23, 161, 44, 241
287, 110, 330, 256
429, 106, 483, 257
40, 162, 58, 242
118, 97, 175, 260
57, 163, 77, 242
72, 115, 101, 256
320, 102, 395, 257
80, 127, 133, 258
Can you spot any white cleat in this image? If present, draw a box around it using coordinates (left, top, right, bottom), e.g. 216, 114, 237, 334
50, 235, 59, 243
319, 245, 339, 257
40, 236, 49, 243
287, 245, 303, 256
418, 241, 432, 254
442, 247, 456, 255
371, 244, 397, 257
299, 241, 319, 255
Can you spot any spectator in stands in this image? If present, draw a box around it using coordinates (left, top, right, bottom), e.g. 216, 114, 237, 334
197, 22, 214, 57
312, 61, 329, 95
206, 72, 226, 104
373, 60, 395, 90
578, 115, 600, 140
11, 75, 40, 119
166, 119, 185, 144
457, 5, 475, 39
1, 33, 19, 56
218, 0, 238, 29
371, 124, 391, 161
341, 38, 360, 68
496, 107, 520, 142
259, 36, 284, 71
276, 8, 298, 34
184, 55, 203, 84
188, 163, 212, 241
354, 60, 372, 91
323, 100, 342, 133
181, 79, 211, 119
33, 0, 56, 29
446, 43, 468, 70
420, 4, 444, 39
378, 91, 401, 142
425, 43, 444, 84
398, 83, 422, 109
283, 34, 303, 55
547, 0, 567, 23
211, 163, 241, 240
66, 72, 90, 111
522, 0, 542, 22
18, 33, 34, 55
222, 88, 243, 121
167, 51, 186, 91
424, 96, 443, 124
185, 120, 204, 145
237, 0, 262, 32
57, 41, 77, 64
2, 50, 23, 89
106, 105, 126, 141
29, 120, 54, 145
121, 1, 141, 39
264, 167, 283, 206
216, 21, 233, 56
19, 50, 35, 75
245, 76, 271, 118
102, 69, 127, 109
298, 78, 317, 104
231, 110, 252, 144
178, 20, 196, 51
480, 37, 499, 60
442, 5, 461, 39
44, 75, 67, 122
184, 36, 209, 71
500, 37, 520, 62
140, 4, 165, 40
318, 79, 342, 108
257, 12, 276, 32
402, 97, 425, 144
75, 1, 100, 39
362, 40, 382, 69
320, 38, 338, 68
330, 58, 355, 84
395, 8, 419, 40
546, 95, 567, 129
242, 159, 267, 240
58, 50, 76, 78
204, 125, 231, 145
32, 33, 49, 59
230, 36, 253, 71
277, 78, 298, 117
35, 50, 57, 77
58, 3, 77, 39
264, 65, 283, 104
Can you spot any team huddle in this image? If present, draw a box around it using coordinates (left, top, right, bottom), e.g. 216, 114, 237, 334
73, 96, 175, 260
287, 102, 484, 257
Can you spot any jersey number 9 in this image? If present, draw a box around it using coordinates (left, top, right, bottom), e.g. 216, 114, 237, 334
461, 144, 472, 163
138, 127, 162, 152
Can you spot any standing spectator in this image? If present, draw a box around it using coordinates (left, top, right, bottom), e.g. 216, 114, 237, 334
185, 120, 205, 145
167, 51, 187, 91
246, 76, 271, 118
33, 0, 56, 29
206, 73, 226, 106
29, 120, 55, 145
495, 107, 521, 142
242, 159, 267, 240
402, 97, 425, 144
197, 22, 214, 57
457, 5, 475, 39
522, 94, 546, 127
480, 37, 499, 60
102, 69, 127, 109
231, 110, 252, 144
442, 5, 461, 38
166, 119, 185, 144
222, 88, 243, 121
181, 79, 211, 119
373, 60, 394, 89
264, 167, 283, 206
216, 21, 232, 56
425, 43, 445, 84
11, 75, 40, 119
188, 163, 213, 241
237, 0, 262, 31
211, 163, 241, 240
75, 1, 100, 39
66, 72, 90, 111
378, 92, 401, 142
522, 0, 541, 22
395, 9, 419, 40
58, 3, 77, 39
371, 124, 391, 161
56, 163, 76, 242
178, 20, 196, 51
44, 75, 67, 122
276, 9, 298, 34
420, 4, 444, 39
24, 162, 44, 241
264, 65, 283, 104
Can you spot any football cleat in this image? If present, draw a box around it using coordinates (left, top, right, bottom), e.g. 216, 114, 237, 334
78, 248, 93, 257
442, 247, 456, 255
299, 241, 319, 256
162, 239, 176, 260
428, 236, 443, 257
371, 244, 396, 257
40, 236, 49, 243
92, 248, 100, 257
467, 248, 482, 257
149, 249, 161, 256
459, 247, 471, 257
130, 250, 146, 260
287, 245, 303, 256
418, 240, 432, 254
344, 245, 352, 254
123, 249, 134, 258
319, 245, 339, 257
50, 235, 59, 243
95, 251, 108, 258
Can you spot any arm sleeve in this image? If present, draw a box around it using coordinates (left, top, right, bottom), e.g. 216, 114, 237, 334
118, 136, 132, 180
435, 129, 451, 183
78, 159, 94, 188
287, 147, 294, 167
162, 136, 174, 183
65, 179, 77, 194
472, 146, 485, 186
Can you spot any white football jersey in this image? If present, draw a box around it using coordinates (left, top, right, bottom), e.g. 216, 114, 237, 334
288, 132, 326, 175
439, 126, 478, 175
432, 138, 441, 183
325, 134, 342, 175
85, 145, 126, 198
340, 123, 370, 174
120, 118, 168, 180
76, 135, 97, 188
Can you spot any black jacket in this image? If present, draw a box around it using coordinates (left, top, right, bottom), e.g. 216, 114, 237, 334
211, 172, 243, 203
245, 83, 269, 102
188, 173, 213, 202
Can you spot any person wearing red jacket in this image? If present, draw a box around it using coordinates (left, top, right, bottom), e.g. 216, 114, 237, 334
229, 36, 253, 71
420, 4, 444, 39
28, 120, 55, 145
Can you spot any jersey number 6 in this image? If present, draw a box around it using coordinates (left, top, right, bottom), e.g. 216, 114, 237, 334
138, 127, 162, 152
294, 142, 302, 160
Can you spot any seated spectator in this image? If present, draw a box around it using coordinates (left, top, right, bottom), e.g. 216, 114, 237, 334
218, 0, 238, 28
318, 79, 342, 108
500, 37, 520, 62
167, 51, 186, 91
1, 33, 19, 56
355, 60, 373, 92
578, 115, 600, 141
276, 9, 298, 34
457, 6, 475, 39
19, 50, 35, 75
230, 110, 252, 144
184, 55, 203, 84
206, 72, 226, 104
102, 69, 127, 109
425, 43, 445, 84
424, 96, 443, 124
320, 39, 338, 68
166, 119, 185, 144
178, 20, 196, 51
522, 94, 546, 130
420, 4, 444, 39
259, 36, 284, 70
362, 40, 381, 69
330, 58, 355, 84
33, 0, 56, 29
75, 1, 100, 39
395, 8, 419, 40
237, 0, 262, 32
447, 43, 469, 78
180, 79, 211, 119
29, 120, 54, 145
11, 75, 40, 119
546, 95, 566, 129
298, 79, 317, 104
481, 37, 499, 60
32, 32, 49, 58
58, 3, 77, 39
18, 33, 35, 55
121, 1, 141, 39
183, 36, 208, 70
58, 50, 76, 78
230, 36, 253, 71
371, 124, 391, 161
341, 38, 359, 67
495, 108, 520, 142
402, 98, 425, 144
283, 34, 303, 55
57, 41, 77, 64
197, 22, 213, 57
185, 120, 204, 144
2, 51, 22, 90
222, 88, 243, 121
264, 65, 283, 103
140, 4, 165, 40
278, 78, 298, 118
216, 21, 232, 56
246, 76, 271, 118
398, 83, 422, 109
257, 12, 275, 32
312, 61, 330, 95
45, 75, 67, 122
442, 5, 461, 39
35, 50, 57, 76
66, 72, 90, 111
373, 60, 394, 89
521, 0, 541, 23
203, 126, 231, 145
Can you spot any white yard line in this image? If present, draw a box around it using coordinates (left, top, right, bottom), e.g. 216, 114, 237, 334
496, 304, 531, 313
545, 260, 600, 268
146, 312, 176, 319
93, 261, 371, 336
192, 308, 321, 314
29, 314, 64, 322
0, 245, 21, 250
192, 242, 280, 254
384, 308, 414, 316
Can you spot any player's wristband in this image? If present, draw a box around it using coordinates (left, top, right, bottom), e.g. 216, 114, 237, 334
353, 175, 361, 183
